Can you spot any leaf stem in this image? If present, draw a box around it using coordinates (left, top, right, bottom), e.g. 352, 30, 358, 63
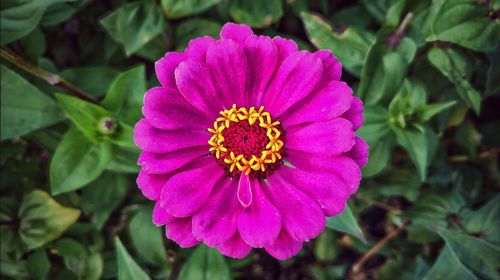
0, 47, 97, 103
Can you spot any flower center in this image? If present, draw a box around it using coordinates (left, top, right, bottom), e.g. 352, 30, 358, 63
208, 105, 285, 178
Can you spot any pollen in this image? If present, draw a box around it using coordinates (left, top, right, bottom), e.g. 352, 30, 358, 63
208, 105, 285, 178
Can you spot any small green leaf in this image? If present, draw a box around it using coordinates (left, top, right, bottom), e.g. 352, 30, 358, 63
424, 246, 477, 280
50, 127, 112, 195
40, 2, 78, 26
178, 245, 231, 280
115, 237, 151, 280
301, 12, 375, 77
60, 66, 120, 98
362, 137, 394, 177
106, 146, 141, 174
1, 65, 65, 140
406, 192, 466, 228
26, 249, 51, 280
454, 120, 481, 160
19, 190, 81, 250
463, 194, 500, 246
175, 18, 222, 50
101, 2, 166, 56
229, 0, 283, 28
314, 229, 338, 262
416, 101, 456, 123
356, 105, 390, 144
326, 205, 366, 243
128, 207, 167, 266
161, 0, 220, 19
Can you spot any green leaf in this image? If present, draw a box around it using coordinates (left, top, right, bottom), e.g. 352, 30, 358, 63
454, 120, 481, 160
356, 105, 390, 144
314, 229, 338, 262
18, 190, 81, 250
0, 0, 73, 45
1, 65, 65, 140
463, 195, 500, 246
101, 2, 166, 56
416, 101, 456, 123
424, 247, 477, 280
362, 137, 394, 177
229, 0, 283, 28
406, 192, 466, 228
101, 65, 146, 125
393, 125, 438, 181
427, 47, 481, 114
60, 66, 120, 98
361, 0, 398, 24
161, 0, 220, 19
426, 0, 500, 52
106, 146, 141, 173
175, 18, 222, 50
128, 207, 167, 266
50, 127, 112, 195
178, 245, 231, 280
301, 12, 375, 77
40, 2, 78, 26
115, 237, 150, 280
80, 172, 129, 230
326, 205, 366, 243
26, 249, 50, 280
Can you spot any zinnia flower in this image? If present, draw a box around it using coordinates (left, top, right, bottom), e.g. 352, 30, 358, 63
134, 23, 368, 260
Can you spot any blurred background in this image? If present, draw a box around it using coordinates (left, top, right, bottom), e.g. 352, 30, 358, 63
1, 0, 499, 279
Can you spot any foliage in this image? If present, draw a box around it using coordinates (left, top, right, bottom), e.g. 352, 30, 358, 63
1, 0, 499, 279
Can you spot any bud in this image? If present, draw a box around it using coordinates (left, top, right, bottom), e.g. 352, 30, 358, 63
97, 117, 116, 135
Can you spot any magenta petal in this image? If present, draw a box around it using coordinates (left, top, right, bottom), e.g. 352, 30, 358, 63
287, 118, 355, 157
175, 59, 223, 118
237, 173, 253, 208
264, 229, 303, 260
261, 51, 322, 116
161, 158, 224, 217
220, 22, 254, 45
153, 201, 176, 226
265, 175, 325, 242
217, 233, 252, 259
138, 147, 207, 174
134, 119, 208, 153
281, 81, 353, 126
185, 36, 215, 62
314, 50, 342, 83
272, 36, 298, 67
166, 218, 200, 248
346, 136, 369, 168
237, 180, 281, 247
341, 97, 364, 131
192, 179, 239, 246
243, 35, 278, 105
143, 87, 209, 130
155, 52, 185, 90
207, 39, 247, 107
136, 171, 170, 200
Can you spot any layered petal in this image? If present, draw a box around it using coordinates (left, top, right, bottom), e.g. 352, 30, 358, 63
341, 97, 364, 131
138, 147, 207, 174
265, 175, 325, 242
143, 87, 209, 130
136, 171, 170, 200
185, 36, 215, 62
264, 229, 303, 260
286, 118, 355, 157
155, 52, 185, 90
218, 233, 252, 259
346, 136, 369, 168
153, 201, 176, 226
237, 179, 281, 247
261, 51, 322, 116
272, 36, 298, 67
166, 217, 200, 248
206, 39, 247, 107
134, 119, 208, 153
280, 81, 353, 126
314, 50, 342, 83
192, 179, 240, 246
220, 22, 254, 45
161, 158, 224, 217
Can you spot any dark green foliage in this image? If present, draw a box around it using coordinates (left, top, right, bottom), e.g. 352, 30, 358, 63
1, 0, 499, 279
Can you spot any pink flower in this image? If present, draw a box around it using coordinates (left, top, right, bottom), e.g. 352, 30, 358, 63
134, 23, 368, 260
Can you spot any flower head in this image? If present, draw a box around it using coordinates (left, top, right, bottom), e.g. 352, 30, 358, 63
134, 23, 368, 260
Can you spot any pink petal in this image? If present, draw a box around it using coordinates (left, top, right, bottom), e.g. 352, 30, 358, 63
153, 201, 176, 226
136, 171, 170, 200
346, 136, 369, 168
134, 119, 209, 153
261, 51, 322, 116
143, 87, 210, 130
243, 35, 278, 105
220, 22, 254, 45
264, 229, 303, 260
314, 50, 342, 83
265, 175, 325, 242
237, 180, 281, 247
206, 39, 247, 107
185, 36, 215, 62
286, 118, 355, 157
217, 233, 252, 259
192, 179, 240, 247
155, 52, 185, 90
237, 173, 253, 208
138, 147, 207, 174
161, 158, 224, 217
175, 59, 223, 118
272, 36, 298, 67
341, 97, 364, 131
281, 81, 353, 126
166, 217, 200, 248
